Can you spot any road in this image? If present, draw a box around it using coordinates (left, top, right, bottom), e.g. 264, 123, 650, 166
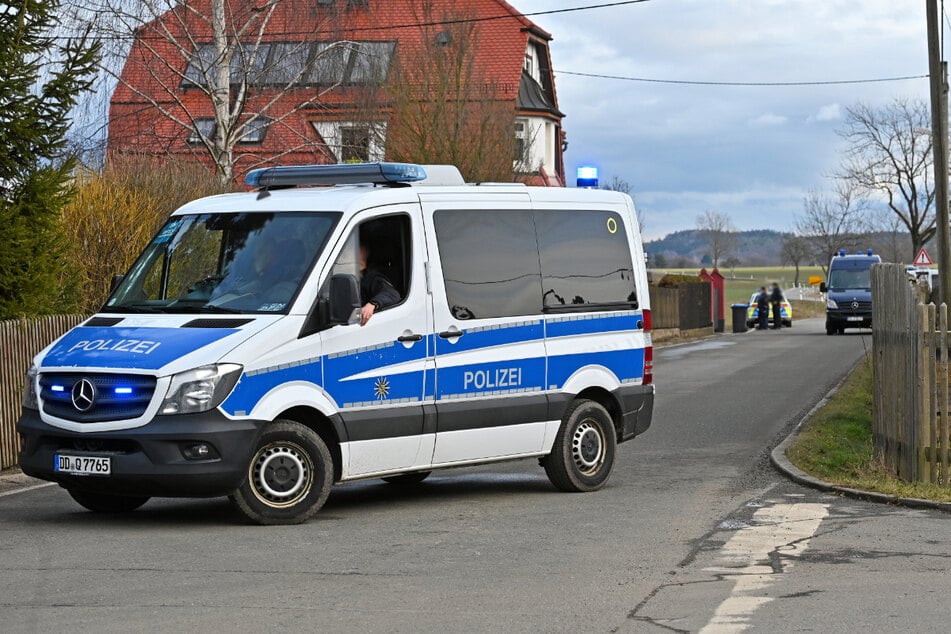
1, 318, 948, 633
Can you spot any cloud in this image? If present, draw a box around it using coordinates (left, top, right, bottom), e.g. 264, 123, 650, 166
749, 113, 788, 127
812, 103, 843, 122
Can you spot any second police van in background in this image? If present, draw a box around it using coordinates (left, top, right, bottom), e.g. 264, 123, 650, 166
820, 249, 881, 335
17, 163, 655, 525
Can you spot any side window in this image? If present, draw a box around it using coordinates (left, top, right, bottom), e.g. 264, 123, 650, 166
433, 210, 541, 320
323, 214, 411, 308
535, 210, 638, 310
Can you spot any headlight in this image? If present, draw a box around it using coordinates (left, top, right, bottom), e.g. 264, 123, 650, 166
826, 299, 838, 309
22, 365, 38, 410
160, 364, 242, 415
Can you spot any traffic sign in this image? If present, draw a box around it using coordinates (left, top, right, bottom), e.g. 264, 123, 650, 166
914, 248, 934, 266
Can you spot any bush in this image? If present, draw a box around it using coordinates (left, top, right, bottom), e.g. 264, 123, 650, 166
60, 158, 219, 313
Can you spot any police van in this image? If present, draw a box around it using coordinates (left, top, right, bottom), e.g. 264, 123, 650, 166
18, 163, 654, 524
820, 249, 881, 335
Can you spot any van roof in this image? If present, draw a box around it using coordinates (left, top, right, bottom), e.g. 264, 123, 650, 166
172, 162, 634, 217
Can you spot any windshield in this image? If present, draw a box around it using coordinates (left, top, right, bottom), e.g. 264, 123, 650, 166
105, 212, 339, 314
828, 267, 872, 291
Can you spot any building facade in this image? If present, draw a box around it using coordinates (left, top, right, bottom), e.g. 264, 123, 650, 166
108, 0, 566, 186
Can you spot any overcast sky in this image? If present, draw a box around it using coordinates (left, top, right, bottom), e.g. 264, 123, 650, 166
516, 0, 932, 239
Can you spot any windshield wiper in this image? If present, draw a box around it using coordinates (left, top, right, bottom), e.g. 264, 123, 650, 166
103, 304, 164, 313
169, 304, 245, 314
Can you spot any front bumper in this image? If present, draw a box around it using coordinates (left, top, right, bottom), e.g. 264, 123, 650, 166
826, 311, 872, 329
16, 409, 264, 498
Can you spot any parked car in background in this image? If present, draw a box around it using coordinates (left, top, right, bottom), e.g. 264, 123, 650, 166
746, 292, 792, 328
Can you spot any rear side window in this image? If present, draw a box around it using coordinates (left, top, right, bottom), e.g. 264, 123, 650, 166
433, 210, 541, 319
535, 210, 637, 311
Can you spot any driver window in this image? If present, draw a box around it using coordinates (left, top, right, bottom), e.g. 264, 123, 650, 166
323, 214, 412, 311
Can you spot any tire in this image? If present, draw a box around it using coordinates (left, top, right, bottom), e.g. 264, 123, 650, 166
826, 328, 835, 335
230, 420, 333, 525
67, 489, 150, 513
543, 399, 617, 492
382, 471, 431, 486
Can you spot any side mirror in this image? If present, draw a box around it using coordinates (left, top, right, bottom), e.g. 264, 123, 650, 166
819, 282, 827, 293
110, 274, 125, 293
329, 274, 360, 324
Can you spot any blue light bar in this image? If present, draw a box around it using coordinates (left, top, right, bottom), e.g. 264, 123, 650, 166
114, 387, 133, 395
51, 385, 64, 392
245, 163, 427, 188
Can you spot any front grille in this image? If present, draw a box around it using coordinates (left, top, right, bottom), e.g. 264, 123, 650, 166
40, 373, 157, 422
843, 301, 872, 313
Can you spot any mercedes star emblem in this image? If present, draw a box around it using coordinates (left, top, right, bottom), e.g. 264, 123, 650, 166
71, 378, 96, 412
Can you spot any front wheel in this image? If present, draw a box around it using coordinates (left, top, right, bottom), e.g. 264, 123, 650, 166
230, 420, 333, 525
543, 399, 617, 492
67, 489, 150, 513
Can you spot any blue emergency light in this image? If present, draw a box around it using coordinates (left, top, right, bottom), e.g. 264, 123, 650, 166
245, 162, 427, 189
577, 166, 599, 188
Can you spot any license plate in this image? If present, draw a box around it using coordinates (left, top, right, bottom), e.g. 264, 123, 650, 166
54, 454, 111, 476
846, 316, 863, 322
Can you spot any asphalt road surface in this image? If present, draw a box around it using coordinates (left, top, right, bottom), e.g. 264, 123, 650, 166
2, 318, 948, 633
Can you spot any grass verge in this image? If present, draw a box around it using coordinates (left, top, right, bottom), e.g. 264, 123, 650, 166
787, 356, 951, 503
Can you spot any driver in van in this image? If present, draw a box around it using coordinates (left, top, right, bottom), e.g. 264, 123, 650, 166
359, 239, 400, 326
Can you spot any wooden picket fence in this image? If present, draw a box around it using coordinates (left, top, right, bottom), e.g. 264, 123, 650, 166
0, 315, 86, 469
871, 263, 950, 484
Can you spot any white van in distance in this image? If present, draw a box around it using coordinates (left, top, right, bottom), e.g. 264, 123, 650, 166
18, 163, 655, 524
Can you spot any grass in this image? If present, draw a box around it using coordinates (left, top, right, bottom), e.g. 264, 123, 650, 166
651, 266, 826, 305
787, 357, 951, 503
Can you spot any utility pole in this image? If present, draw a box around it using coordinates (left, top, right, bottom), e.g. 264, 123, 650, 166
927, 0, 951, 305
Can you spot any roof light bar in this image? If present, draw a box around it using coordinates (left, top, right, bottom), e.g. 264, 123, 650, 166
245, 162, 427, 188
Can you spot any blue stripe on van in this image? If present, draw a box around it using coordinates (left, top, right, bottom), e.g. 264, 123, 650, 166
435, 319, 543, 355
545, 312, 642, 339
547, 348, 644, 389
436, 357, 547, 400
221, 358, 323, 416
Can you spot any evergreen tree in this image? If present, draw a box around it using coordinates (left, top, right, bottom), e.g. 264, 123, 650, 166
0, 0, 98, 318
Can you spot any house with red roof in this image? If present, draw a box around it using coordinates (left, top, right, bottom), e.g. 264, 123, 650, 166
107, 0, 566, 186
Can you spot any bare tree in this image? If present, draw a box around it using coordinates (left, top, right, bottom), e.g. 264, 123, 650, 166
837, 99, 935, 259
796, 183, 868, 274
781, 234, 810, 287
695, 209, 737, 269
69, 0, 368, 190
382, 2, 521, 183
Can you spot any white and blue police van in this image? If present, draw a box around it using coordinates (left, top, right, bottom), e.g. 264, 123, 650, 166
18, 163, 654, 524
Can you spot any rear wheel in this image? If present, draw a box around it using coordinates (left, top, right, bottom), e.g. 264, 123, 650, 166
382, 471, 431, 486
67, 489, 150, 513
543, 399, 617, 492
230, 420, 333, 525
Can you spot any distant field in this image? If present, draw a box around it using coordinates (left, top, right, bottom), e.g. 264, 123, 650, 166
650, 266, 826, 305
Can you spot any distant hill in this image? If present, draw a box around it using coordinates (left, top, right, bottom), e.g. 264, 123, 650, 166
645, 229, 790, 267
645, 229, 922, 268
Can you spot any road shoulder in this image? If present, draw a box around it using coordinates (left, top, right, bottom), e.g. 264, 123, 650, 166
770, 372, 951, 513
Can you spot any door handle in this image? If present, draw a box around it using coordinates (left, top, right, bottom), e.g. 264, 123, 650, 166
397, 333, 424, 343
438, 329, 464, 339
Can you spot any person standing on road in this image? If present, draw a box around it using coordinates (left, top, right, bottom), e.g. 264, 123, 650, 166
769, 283, 784, 330
756, 286, 770, 330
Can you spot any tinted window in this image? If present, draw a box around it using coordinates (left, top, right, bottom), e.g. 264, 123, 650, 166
535, 210, 637, 310
434, 210, 541, 319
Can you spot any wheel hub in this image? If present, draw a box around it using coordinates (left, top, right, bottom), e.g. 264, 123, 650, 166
250, 443, 314, 508
572, 420, 605, 474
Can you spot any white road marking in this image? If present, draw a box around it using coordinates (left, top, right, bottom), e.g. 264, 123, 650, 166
698, 502, 829, 633
0, 482, 55, 498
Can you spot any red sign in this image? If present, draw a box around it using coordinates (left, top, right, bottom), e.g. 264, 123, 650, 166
914, 248, 934, 267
